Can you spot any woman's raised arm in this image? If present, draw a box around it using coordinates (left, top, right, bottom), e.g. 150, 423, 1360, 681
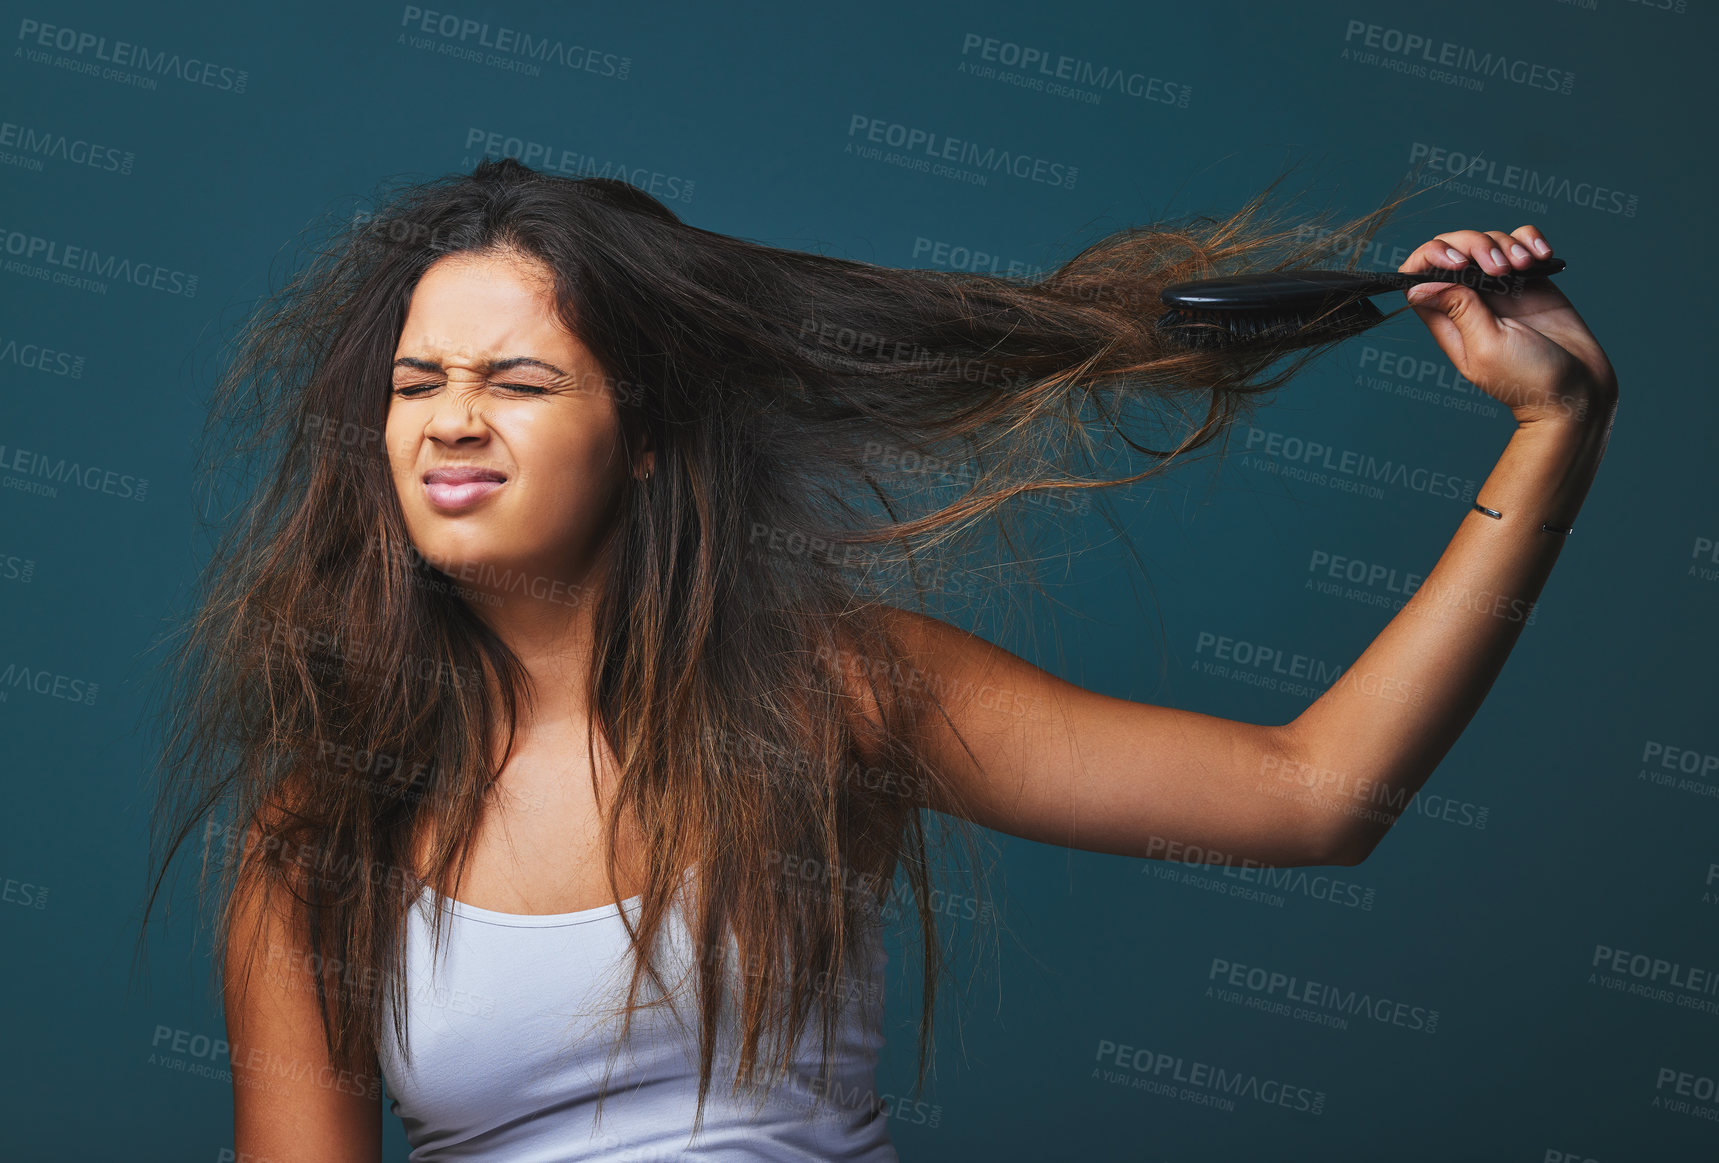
846, 225, 1616, 868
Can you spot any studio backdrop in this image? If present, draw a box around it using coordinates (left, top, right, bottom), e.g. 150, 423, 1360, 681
2, 1, 1714, 1159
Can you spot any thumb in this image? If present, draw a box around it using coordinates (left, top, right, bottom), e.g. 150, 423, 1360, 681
1406, 281, 1505, 361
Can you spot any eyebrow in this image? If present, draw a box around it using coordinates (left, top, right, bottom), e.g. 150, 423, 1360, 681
391, 356, 569, 376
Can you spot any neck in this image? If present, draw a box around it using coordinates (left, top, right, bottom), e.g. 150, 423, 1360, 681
467, 569, 604, 732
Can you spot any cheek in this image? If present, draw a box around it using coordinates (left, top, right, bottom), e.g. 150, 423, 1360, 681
533, 442, 624, 523
517, 412, 626, 490
383, 413, 412, 478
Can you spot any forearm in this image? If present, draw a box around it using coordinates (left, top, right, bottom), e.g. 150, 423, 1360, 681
1274, 393, 1618, 860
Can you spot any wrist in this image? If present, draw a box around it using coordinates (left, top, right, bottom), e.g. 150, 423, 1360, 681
1483, 392, 1614, 533
1510, 383, 1618, 430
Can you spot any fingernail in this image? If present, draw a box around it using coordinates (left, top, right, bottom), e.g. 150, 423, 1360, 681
1444, 247, 1467, 264
1510, 244, 1530, 261
1531, 238, 1550, 256
1489, 247, 1506, 270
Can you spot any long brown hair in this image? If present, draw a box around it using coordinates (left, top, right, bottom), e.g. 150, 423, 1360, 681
139, 156, 1429, 1134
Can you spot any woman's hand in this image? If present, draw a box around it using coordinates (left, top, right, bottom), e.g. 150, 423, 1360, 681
1399, 226, 1618, 426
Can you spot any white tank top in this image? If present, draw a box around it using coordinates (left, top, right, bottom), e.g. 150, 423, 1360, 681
377, 868, 900, 1161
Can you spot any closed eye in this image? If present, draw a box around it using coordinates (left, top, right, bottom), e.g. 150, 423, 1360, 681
391, 382, 550, 398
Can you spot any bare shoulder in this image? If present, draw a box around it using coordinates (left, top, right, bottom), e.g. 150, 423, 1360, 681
224, 784, 384, 1162
828, 604, 1043, 799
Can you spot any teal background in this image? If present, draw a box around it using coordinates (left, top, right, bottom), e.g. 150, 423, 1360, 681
2, 0, 1714, 1159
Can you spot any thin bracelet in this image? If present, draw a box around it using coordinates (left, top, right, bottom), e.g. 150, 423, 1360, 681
1471, 500, 1573, 535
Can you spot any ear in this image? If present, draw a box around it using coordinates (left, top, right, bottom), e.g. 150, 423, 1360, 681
631, 429, 655, 481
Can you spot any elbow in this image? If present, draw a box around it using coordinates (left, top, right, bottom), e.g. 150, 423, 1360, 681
1263, 724, 1391, 866
1327, 840, 1372, 867
1317, 822, 1389, 867
1303, 835, 1362, 867
1296, 803, 1388, 866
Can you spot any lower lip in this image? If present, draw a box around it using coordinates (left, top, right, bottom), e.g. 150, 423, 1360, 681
424, 479, 506, 511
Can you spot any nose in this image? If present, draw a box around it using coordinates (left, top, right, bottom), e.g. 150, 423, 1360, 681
421, 384, 493, 447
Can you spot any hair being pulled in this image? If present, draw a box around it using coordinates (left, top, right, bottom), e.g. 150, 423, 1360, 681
140, 153, 1428, 1141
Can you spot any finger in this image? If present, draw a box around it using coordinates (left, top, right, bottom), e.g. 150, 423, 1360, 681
1511, 224, 1554, 260
1409, 282, 1505, 361
1435, 230, 1512, 276
1398, 236, 1476, 275
1486, 230, 1539, 271
1407, 299, 1464, 365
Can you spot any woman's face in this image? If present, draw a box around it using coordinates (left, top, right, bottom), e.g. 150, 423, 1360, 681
385, 247, 646, 604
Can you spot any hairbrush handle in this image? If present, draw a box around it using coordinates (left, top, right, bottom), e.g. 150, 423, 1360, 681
1161, 258, 1567, 310
1360, 257, 1566, 297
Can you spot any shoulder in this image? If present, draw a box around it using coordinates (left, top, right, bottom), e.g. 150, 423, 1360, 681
829, 604, 979, 768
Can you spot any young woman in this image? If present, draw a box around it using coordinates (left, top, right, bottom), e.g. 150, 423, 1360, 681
142, 157, 1616, 1160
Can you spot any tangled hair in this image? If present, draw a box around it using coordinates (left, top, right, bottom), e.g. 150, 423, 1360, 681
138, 155, 1429, 1137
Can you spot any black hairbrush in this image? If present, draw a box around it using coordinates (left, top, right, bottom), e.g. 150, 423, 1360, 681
1155, 257, 1567, 351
